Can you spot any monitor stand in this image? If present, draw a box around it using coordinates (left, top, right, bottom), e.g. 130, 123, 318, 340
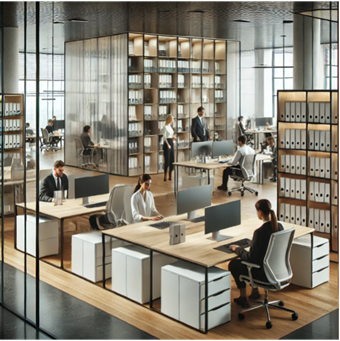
210, 231, 233, 242
187, 211, 195, 220
82, 197, 89, 205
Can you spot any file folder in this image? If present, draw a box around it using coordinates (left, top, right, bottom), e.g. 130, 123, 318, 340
325, 102, 331, 124
295, 102, 301, 122
295, 205, 301, 225
314, 209, 320, 231
285, 203, 290, 223
290, 129, 296, 149
319, 210, 325, 233
318, 182, 325, 203
280, 131, 285, 148
325, 130, 331, 152
301, 130, 307, 150
283, 102, 289, 121
285, 178, 290, 198
314, 130, 320, 151
280, 177, 285, 197
290, 178, 295, 198
285, 129, 290, 149
296, 155, 301, 175
324, 183, 330, 204
279, 203, 285, 222
290, 102, 296, 121
301, 206, 307, 226
281, 155, 286, 173
309, 130, 314, 150
309, 157, 315, 177
309, 208, 314, 228
309, 181, 315, 202
320, 130, 326, 151
285, 102, 290, 121
319, 102, 325, 123
285, 155, 290, 173
315, 157, 320, 177
295, 129, 301, 149
301, 102, 306, 122
331, 157, 337, 180
308, 102, 314, 122
314, 102, 320, 123
295, 179, 301, 200
290, 205, 295, 224
320, 158, 325, 178
290, 155, 295, 174
5, 135, 8, 149
301, 179, 307, 200
9, 135, 13, 148
301, 155, 307, 175
325, 210, 331, 233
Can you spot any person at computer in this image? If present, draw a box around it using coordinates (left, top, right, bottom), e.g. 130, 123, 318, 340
80, 125, 101, 167
45, 119, 60, 145
228, 199, 283, 307
217, 135, 255, 191
131, 174, 163, 223
161, 114, 176, 182
191, 106, 211, 142
39, 160, 69, 202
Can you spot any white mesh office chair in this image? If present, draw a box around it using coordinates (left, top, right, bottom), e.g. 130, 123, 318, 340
74, 137, 96, 168
238, 228, 298, 329
228, 154, 258, 197
40, 128, 59, 152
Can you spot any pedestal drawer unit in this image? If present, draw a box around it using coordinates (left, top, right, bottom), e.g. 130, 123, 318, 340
161, 261, 231, 330
111, 245, 175, 304
290, 235, 329, 288
72, 231, 126, 282
16, 214, 58, 258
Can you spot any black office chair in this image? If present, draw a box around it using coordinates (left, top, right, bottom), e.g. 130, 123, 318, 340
40, 128, 59, 152
74, 137, 96, 168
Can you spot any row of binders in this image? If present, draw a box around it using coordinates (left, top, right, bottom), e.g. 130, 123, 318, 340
309, 208, 331, 233
280, 129, 307, 149
279, 178, 307, 200
191, 61, 201, 73
191, 75, 201, 88
178, 61, 190, 73
128, 123, 142, 137
178, 139, 189, 148
128, 75, 143, 88
178, 74, 185, 88
159, 106, 168, 120
202, 76, 214, 88
280, 155, 307, 175
279, 204, 307, 226
1, 134, 22, 149
159, 60, 176, 73
178, 105, 186, 117
128, 157, 139, 172
309, 157, 332, 179
309, 181, 331, 203
202, 61, 211, 73
144, 137, 152, 152
144, 74, 151, 88
215, 118, 226, 130
158, 121, 166, 133
308, 130, 331, 151
159, 90, 176, 103
128, 106, 137, 121
282, 102, 306, 122
308, 102, 332, 123
1, 103, 21, 116
176, 120, 183, 132
128, 90, 143, 105
144, 59, 157, 73
0, 119, 21, 131
215, 90, 224, 102
159, 74, 173, 88
129, 142, 138, 154
144, 106, 152, 120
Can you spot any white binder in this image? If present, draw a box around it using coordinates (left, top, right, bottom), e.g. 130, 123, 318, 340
290, 155, 296, 174
295, 179, 301, 200
301, 130, 307, 150
285, 129, 290, 149
309, 130, 314, 150
285, 178, 290, 198
296, 155, 301, 175
309, 157, 315, 177
9, 135, 13, 149
325, 210, 331, 233
308, 102, 314, 122
295, 205, 301, 225
285, 155, 290, 173
283, 102, 289, 121
295, 102, 301, 122
309, 208, 314, 228
325, 130, 331, 152
320, 130, 326, 151
315, 157, 320, 177
324, 183, 330, 204
279, 203, 285, 222
301, 156, 306, 175
290, 205, 295, 224
5, 120, 9, 131
13, 135, 17, 149
281, 155, 286, 173
314, 102, 320, 123
285, 102, 290, 121
5, 135, 8, 149
301, 206, 307, 226
331, 157, 337, 180
319, 102, 326, 123
280, 131, 285, 148
301, 179, 307, 200
319, 158, 326, 178
314, 209, 320, 231
285, 203, 290, 223
290, 102, 296, 122
290, 178, 295, 198
309, 181, 315, 202
301, 102, 307, 122
319, 182, 325, 203
325, 102, 331, 124
314, 182, 321, 202
290, 129, 296, 149
319, 210, 325, 233
280, 177, 285, 197
314, 130, 320, 151
295, 129, 301, 149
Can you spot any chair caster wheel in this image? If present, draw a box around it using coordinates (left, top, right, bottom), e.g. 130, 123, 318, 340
279, 301, 284, 307
292, 313, 298, 321
238, 313, 245, 320
241, 191, 244, 197
266, 321, 272, 329
255, 191, 258, 196
228, 191, 232, 196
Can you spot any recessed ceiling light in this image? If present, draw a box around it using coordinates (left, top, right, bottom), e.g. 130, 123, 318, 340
233, 19, 250, 23
69, 18, 88, 23
283, 20, 293, 24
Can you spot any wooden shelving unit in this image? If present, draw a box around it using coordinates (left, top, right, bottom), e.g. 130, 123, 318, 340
277, 90, 338, 253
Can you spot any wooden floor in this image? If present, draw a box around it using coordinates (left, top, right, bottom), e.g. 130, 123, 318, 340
1, 166, 339, 339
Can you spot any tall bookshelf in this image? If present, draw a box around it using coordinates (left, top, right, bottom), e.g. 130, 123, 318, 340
128, 33, 230, 177
277, 90, 338, 253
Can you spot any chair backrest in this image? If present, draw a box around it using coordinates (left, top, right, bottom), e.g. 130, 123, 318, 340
240, 153, 256, 180
41, 128, 49, 143
74, 136, 84, 150
123, 185, 135, 224
263, 228, 295, 290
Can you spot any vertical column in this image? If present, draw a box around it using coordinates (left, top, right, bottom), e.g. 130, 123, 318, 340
3, 27, 19, 93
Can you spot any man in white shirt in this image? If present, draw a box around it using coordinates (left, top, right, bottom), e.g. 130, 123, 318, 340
217, 135, 255, 191
191, 106, 211, 142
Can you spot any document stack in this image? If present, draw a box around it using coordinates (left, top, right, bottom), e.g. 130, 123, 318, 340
158, 155, 163, 171
129, 41, 134, 55
178, 74, 185, 88
215, 62, 221, 73
177, 120, 183, 132
144, 74, 151, 88
159, 106, 167, 120
282, 102, 307, 122
144, 59, 157, 73
159, 90, 176, 103
279, 177, 307, 200
144, 137, 151, 152
129, 90, 142, 105
191, 61, 200, 73
178, 105, 184, 118
3, 119, 21, 131
128, 157, 138, 173
309, 181, 331, 204
215, 118, 225, 130
215, 90, 224, 102
215, 76, 222, 88
159, 74, 172, 88
177, 60, 189, 73
129, 142, 138, 154
128, 106, 137, 121
308, 130, 331, 151
145, 155, 151, 172
144, 106, 152, 120
4, 103, 21, 116
4, 134, 22, 149
158, 121, 165, 134
128, 75, 142, 89
202, 61, 209, 73
309, 157, 331, 179
281, 129, 307, 150
159, 60, 176, 73
191, 75, 201, 88
308, 208, 331, 233
280, 155, 307, 175
308, 102, 331, 123
178, 138, 189, 149
279, 203, 307, 226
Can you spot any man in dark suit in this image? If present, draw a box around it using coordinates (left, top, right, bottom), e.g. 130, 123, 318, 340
191, 106, 211, 142
39, 160, 68, 202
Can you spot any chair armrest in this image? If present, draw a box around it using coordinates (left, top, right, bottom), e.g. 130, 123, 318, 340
241, 261, 260, 269
240, 261, 260, 288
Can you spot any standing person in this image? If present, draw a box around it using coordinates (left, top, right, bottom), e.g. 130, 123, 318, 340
131, 174, 164, 223
80, 125, 101, 167
161, 114, 176, 181
266, 136, 277, 182
228, 199, 283, 307
191, 106, 211, 142
238, 116, 253, 142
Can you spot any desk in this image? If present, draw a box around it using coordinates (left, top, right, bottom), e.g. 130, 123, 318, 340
246, 129, 276, 150
254, 154, 272, 184
102, 215, 314, 332
15, 194, 108, 268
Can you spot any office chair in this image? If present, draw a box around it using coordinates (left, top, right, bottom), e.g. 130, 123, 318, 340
40, 128, 59, 152
74, 137, 96, 168
238, 228, 298, 329
228, 154, 258, 197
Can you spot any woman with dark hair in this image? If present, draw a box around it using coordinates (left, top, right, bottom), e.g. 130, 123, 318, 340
131, 174, 163, 223
228, 199, 283, 307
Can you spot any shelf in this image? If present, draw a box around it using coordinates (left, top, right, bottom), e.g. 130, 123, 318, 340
2, 114, 23, 119
278, 148, 307, 152
129, 152, 142, 156
144, 151, 158, 154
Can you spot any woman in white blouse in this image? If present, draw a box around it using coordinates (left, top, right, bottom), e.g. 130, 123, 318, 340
161, 114, 176, 181
131, 174, 164, 223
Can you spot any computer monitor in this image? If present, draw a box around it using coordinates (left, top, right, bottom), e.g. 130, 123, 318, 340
255, 117, 273, 127
68, 172, 93, 199
190, 141, 213, 158
245, 119, 251, 129
177, 184, 212, 220
205, 200, 241, 241
74, 174, 110, 205
212, 140, 234, 158
54, 120, 65, 130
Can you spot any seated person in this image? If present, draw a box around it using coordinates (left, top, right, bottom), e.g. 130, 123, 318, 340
45, 119, 60, 145
80, 125, 101, 166
131, 174, 163, 223
263, 136, 277, 182
39, 160, 68, 202
238, 116, 254, 142
228, 199, 283, 307
217, 135, 255, 191
264, 122, 273, 138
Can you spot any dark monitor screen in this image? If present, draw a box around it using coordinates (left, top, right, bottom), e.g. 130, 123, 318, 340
191, 141, 213, 158
54, 120, 65, 130
205, 200, 241, 235
177, 185, 212, 215
212, 140, 234, 158
75, 174, 109, 199
255, 117, 273, 127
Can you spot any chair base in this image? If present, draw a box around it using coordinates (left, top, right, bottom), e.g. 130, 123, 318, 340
228, 181, 258, 197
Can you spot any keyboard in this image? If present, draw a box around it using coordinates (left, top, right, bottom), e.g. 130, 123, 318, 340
218, 158, 231, 164
150, 221, 177, 230
214, 238, 252, 254
190, 216, 205, 223
84, 201, 107, 208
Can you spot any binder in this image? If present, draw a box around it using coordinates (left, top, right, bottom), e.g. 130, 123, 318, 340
290, 178, 295, 198
309, 181, 315, 202
295, 205, 301, 225
280, 131, 285, 148
290, 102, 296, 122
320, 130, 326, 151
314, 130, 320, 151
295, 102, 301, 122
285, 155, 290, 173
5, 135, 8, 149
314, 209, 320, 232
309, 156, 315, 177
314, 102, 320, 123
308, 102, 314, 122
301, 130, 307, 149
284, 102, 290, 121
295, 129, 301, 149
325, 102, 331, 123
318, 182, 325, 203
301, 206, 307, 226
325, 210, 331, 233
301, 102, 306, 122
279, 203, 285, 222
319, 210, 325, 233
281, 155, 286, 173
315, 157, 320, 177
301, 155, 307, 175
290, 205, 296, 224
5, 120, 9, 131
309, 130, 314, 150
290, 155, 295, 174
325, 130, 331, 152
319, 158, 325, 178
285, 129, 290, 149
285, 177, 290, 198
285, 203, 290, 223
331, 156, 337, 180
295, 179, 301, 200
9, 135, 13, 149
13, 135, 17, 149
296, 155, 301, 175
309, 208, 314, 228
324, 183, 330, 204
290, 129, 296, 149
280, 177, 285, 197
301, 179, 307, 200
319, 102, 325, 123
